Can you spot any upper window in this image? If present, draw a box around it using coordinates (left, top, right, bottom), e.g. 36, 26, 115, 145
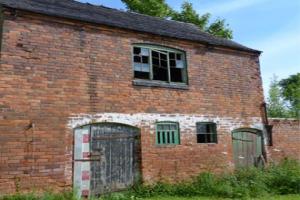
133, 45, 187, 84
156, 122, 180, 145
196, 122, 217, 143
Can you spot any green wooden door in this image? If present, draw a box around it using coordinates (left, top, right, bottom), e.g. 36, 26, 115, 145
232, 129, 263, 168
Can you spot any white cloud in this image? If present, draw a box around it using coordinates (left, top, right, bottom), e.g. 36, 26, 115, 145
200, 0, 271, 14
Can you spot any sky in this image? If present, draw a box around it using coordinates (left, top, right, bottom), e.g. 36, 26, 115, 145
78, 0, 300, 96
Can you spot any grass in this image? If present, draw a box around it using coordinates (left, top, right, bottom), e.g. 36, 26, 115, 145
145, 195, 300, 200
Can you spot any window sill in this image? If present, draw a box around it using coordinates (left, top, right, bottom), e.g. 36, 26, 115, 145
133, 79, 189, 90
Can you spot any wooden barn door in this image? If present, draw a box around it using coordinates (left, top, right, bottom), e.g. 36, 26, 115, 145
74, 123, 141, 197
90, 123, 140, 195
232, 129, 264, 168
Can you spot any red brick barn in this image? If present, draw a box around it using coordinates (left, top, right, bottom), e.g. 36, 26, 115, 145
1, 0, 295, 197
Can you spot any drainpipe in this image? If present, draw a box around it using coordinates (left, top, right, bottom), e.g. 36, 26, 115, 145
261, 102, 273, 164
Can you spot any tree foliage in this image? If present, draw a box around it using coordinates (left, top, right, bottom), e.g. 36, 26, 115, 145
121, 0, 233, 39
121, 0, 172, 18
279, 73, 300, 118
267, 76, 290, 118
267, 74, 300, 118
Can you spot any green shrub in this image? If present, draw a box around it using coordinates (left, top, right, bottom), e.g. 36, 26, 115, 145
0, 191, 77, 200
1, 159, 299, 200
124, 159, 300, 199
266, 158, 300, 195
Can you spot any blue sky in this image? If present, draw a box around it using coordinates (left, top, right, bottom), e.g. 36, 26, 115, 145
78, 0, 300, 96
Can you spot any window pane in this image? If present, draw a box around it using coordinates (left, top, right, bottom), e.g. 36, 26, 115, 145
141, 48, 149, 56
161, 60, 168, 67
170, 60, 176, 67
170, 124, 177, 130
141, 64, 150, 72
153, 66, 168, 81
134, 71, 149, 79
171, 68, 183, 82
169, 52, 175, 59
152, 51, 159, 58
197, 134, 205, 143
176, 53, 182, 60
152, 57, 159, 65
157, 124, 164, 130
142, 56, 149, 64
134, 56, 141, 63
163, 124, 170, 130
134, 47, 141, 55
197, 124, 207, 133
134, 62, 142, 71
161, 53, 167, 61
176, 60, 184, 69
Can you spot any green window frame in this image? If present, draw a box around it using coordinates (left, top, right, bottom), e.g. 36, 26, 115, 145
196, 122, 218, 144
156, 122, 180, 145
132, 44, 188, 84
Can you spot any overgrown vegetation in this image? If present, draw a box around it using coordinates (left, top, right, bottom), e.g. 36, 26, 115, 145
0, 190, 77, 200
1, 159, 300, 200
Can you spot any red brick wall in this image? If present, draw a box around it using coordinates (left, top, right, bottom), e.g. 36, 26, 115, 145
267, 119, 300, 163
0, 9, 264, 194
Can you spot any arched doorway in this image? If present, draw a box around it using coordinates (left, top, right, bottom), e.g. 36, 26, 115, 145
73, 123, 141, 197
232, 128, 264, 168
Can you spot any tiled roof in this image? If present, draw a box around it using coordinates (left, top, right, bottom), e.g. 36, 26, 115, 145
0, 0, 261, 53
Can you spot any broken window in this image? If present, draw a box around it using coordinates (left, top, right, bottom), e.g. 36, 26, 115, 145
196, 122, 217, 143
133, 47, 150, 79
156, 122, 180, 145
133, 45, 187, 83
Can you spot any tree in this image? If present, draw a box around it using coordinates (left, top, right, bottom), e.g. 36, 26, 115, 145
121, 0, 233, 39
171, 2, 210, 30
121, 0, 172, 18
279, 73, 300, 118
267, 76, 290, 118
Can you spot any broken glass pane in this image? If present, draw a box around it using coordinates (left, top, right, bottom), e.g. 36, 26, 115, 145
134, 56, 141, 63
134, 71, 149, 79
142, 56, 149, 64
134, 47, 141, 55
170, 68, 183, 82
153, 66, 168, 81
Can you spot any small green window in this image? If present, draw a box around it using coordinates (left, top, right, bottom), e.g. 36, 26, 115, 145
156, 122, 180, 145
